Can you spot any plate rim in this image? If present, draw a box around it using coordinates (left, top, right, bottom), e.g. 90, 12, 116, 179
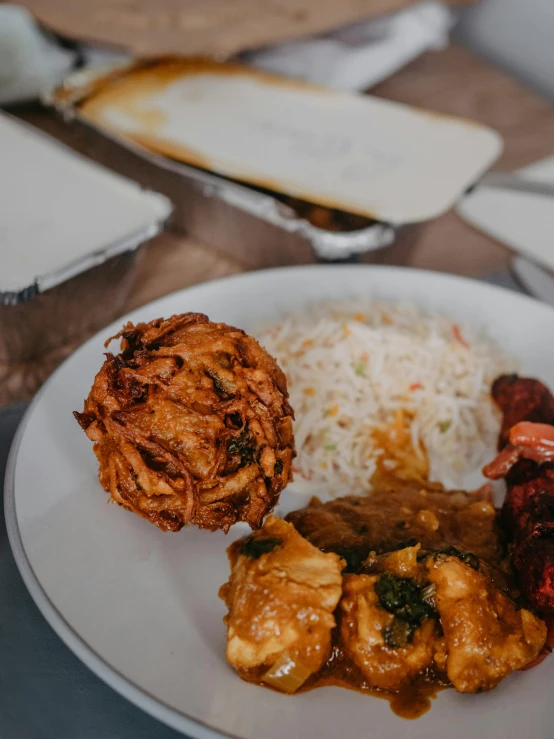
4, 376, 236, 739
4, 263, 551, 738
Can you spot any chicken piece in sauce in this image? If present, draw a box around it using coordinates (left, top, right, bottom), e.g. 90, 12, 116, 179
219, 516, 344, 692
221, 485, 546, 706
426, 553, 546, 692
340, 545, 439, 691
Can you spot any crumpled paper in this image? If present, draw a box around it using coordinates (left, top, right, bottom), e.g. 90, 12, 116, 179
246, 2, 454, 91
0, 4, 129, 106
0, 1, 455, 105
0, 5, 75, 105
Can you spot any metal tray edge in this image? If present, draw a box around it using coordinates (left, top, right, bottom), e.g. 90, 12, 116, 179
0, 112, 173, 305
45, 67, 400, 261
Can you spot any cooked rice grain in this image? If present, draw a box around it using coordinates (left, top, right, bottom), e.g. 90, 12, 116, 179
258, 300, 516, 495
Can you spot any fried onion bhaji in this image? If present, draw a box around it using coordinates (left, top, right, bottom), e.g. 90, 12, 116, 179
74, 313, 295, 532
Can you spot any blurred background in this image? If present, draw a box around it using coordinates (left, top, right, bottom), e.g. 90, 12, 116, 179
1, 0, 553, 408
456, 0, 554, 100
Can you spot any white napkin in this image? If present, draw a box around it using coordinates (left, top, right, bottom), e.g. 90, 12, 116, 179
0, 5, 130, 106
0, 1, 454, 105
458, 156, 554, 273
245, 1, 454, 91
0, 5, 75, 106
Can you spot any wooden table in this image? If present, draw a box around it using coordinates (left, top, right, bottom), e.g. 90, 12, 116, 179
5, 43, 553, 406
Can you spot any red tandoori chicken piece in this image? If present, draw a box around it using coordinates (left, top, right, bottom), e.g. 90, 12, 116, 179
484, 374, 554, 616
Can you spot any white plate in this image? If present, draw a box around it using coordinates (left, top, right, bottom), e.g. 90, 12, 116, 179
6, 265, 554, 739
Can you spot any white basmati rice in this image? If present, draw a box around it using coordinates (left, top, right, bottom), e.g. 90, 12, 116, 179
258, 299, 517, 496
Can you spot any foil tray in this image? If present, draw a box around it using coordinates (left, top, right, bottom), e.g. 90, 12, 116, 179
46, 65, 411, 267
1, 112, 172, 380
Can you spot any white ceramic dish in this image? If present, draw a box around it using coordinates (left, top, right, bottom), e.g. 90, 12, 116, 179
6, 265, 554, 739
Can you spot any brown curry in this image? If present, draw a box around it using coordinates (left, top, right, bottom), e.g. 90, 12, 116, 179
219, 483, 547, 718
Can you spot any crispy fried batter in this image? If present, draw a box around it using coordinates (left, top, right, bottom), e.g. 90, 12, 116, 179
74, 313, 295, 532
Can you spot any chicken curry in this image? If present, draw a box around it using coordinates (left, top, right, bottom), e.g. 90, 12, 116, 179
219, 483, 547, 718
